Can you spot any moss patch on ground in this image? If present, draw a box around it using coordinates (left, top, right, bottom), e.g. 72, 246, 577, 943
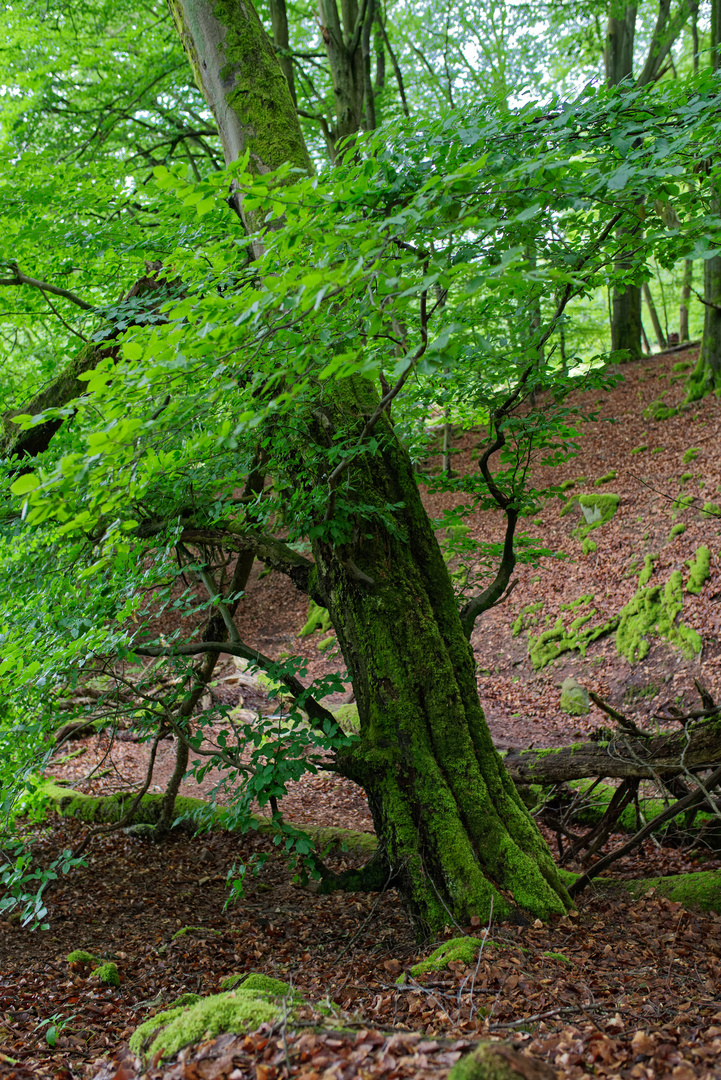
95, 962, 120, 987
299, 600, 332, 638
610, 870, 721, 913
687, 546, 710, 594
129, 974, 302, 1062
407, 936, 491, 978
526, 595, 619, 670
616, 570, 702, 662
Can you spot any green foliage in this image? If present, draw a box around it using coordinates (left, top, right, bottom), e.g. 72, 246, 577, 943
669, 522, 686, 538
95, 962, 120, 987
683, 447, 701, 463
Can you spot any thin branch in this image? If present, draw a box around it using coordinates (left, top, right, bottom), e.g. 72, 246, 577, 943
0, 263, 94, 310
131, 640, 339, 733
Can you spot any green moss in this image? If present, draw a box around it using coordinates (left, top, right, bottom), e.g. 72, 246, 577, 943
560, 479, 576, 490
674, 362, 692, 373
409, 936, 488, 978
679, 472, 694, 484
448, 1042, 541, 1080
651, 447, 664, 455
299, 600, 332, 637
543, 952, 572, 964
528, 612, 619, 670
616, 870, 721, 913
702, 502, 720, 517
330, 703, 360, 734
511, 601, 543, 637
581, 539, 597, 556
673, 494, 695, 512
571, 493, 620, 539
66, 949, 97, 964
35, 781, 377, 857
669, 522, 686, 539
318, 635, 335, 651
594, 470, 617, 486
96, 962, 120, 987
129, 977, 300, 1062
630, 445, 648, 455
172, 925, 222, 941
219, 973, 245, 991
638, 553, 657, 586
616, 571, 702, 663
687, 545, 710, 594
682, 446, 700, 463
644, 398, 677, 421
170, 994, 202, 1008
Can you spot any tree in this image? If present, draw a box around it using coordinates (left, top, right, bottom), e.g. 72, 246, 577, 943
1, 0, 719, 937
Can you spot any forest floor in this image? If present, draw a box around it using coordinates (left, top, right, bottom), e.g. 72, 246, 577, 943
2, 344, 721, 1079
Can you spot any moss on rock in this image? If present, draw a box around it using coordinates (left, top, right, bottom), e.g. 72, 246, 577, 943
409, 936, 488, 978
687, 545, 710, 594
612, 870, 721, 913
330, 703, 360, 734
448, 1042, 556, 1080
129, 976, 300, 1062
96, 962, 120, 987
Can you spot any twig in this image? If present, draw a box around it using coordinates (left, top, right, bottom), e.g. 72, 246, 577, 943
488, 1003, 608, 1030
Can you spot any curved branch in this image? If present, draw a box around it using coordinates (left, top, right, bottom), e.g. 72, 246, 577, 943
0, 263, 94, 310
178, 526, 320, 599
131, 639, 339, 733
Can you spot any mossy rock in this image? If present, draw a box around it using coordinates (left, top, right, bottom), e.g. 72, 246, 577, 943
682, 446, 700, 462
299, 600, 332, 638
702, 502, 720, 517
449, 1042, 556, 1080
406, 936, 491, 979
643, 399, 677, 421
67, 949, 98, 965
330, 703, 360, 734
96, 962, 120, 987
669, 522, 686, 539
610, 870, 721, 913
559, 677, 590, 717
129, 975, 302, 1063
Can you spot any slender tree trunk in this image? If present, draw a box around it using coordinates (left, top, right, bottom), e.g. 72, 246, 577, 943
268, 0, 297, 105
169, 0, 570, 933
642, 281, 667, 348
689, 0, 721, 397
317, 0, 366, 142
605, 4, 642, 360
680, 258, 692, 341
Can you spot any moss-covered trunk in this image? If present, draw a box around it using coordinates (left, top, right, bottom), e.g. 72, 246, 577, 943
170, 0, 569, 934
304, 379, 569, 933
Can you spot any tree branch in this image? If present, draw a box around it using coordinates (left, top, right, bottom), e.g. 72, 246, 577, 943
177, 526, 320, 600
131, 639, 339, 733
0, 263, 94, 310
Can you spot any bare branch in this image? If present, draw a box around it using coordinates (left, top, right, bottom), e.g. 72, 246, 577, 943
0, 262, 94, 310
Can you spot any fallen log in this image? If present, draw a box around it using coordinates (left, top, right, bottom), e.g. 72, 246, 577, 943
504, 720, 721, 784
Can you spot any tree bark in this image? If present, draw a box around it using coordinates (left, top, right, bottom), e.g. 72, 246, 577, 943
268, 0, 297, 106
680, 257, 692, 341
642, 281, 667, 348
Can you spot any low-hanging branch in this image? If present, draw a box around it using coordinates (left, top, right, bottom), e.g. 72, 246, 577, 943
177, 526, 321, 600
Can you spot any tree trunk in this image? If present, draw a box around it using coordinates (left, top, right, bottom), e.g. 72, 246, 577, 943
168, 0, 571, 934
680, 257, 692, 341
303, 378, 569, 932
317, 0, 366, 142
268, 0, 297, 105
642, 281, 667, 349
689, 0, 721, 397
605, 5, 643, 361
